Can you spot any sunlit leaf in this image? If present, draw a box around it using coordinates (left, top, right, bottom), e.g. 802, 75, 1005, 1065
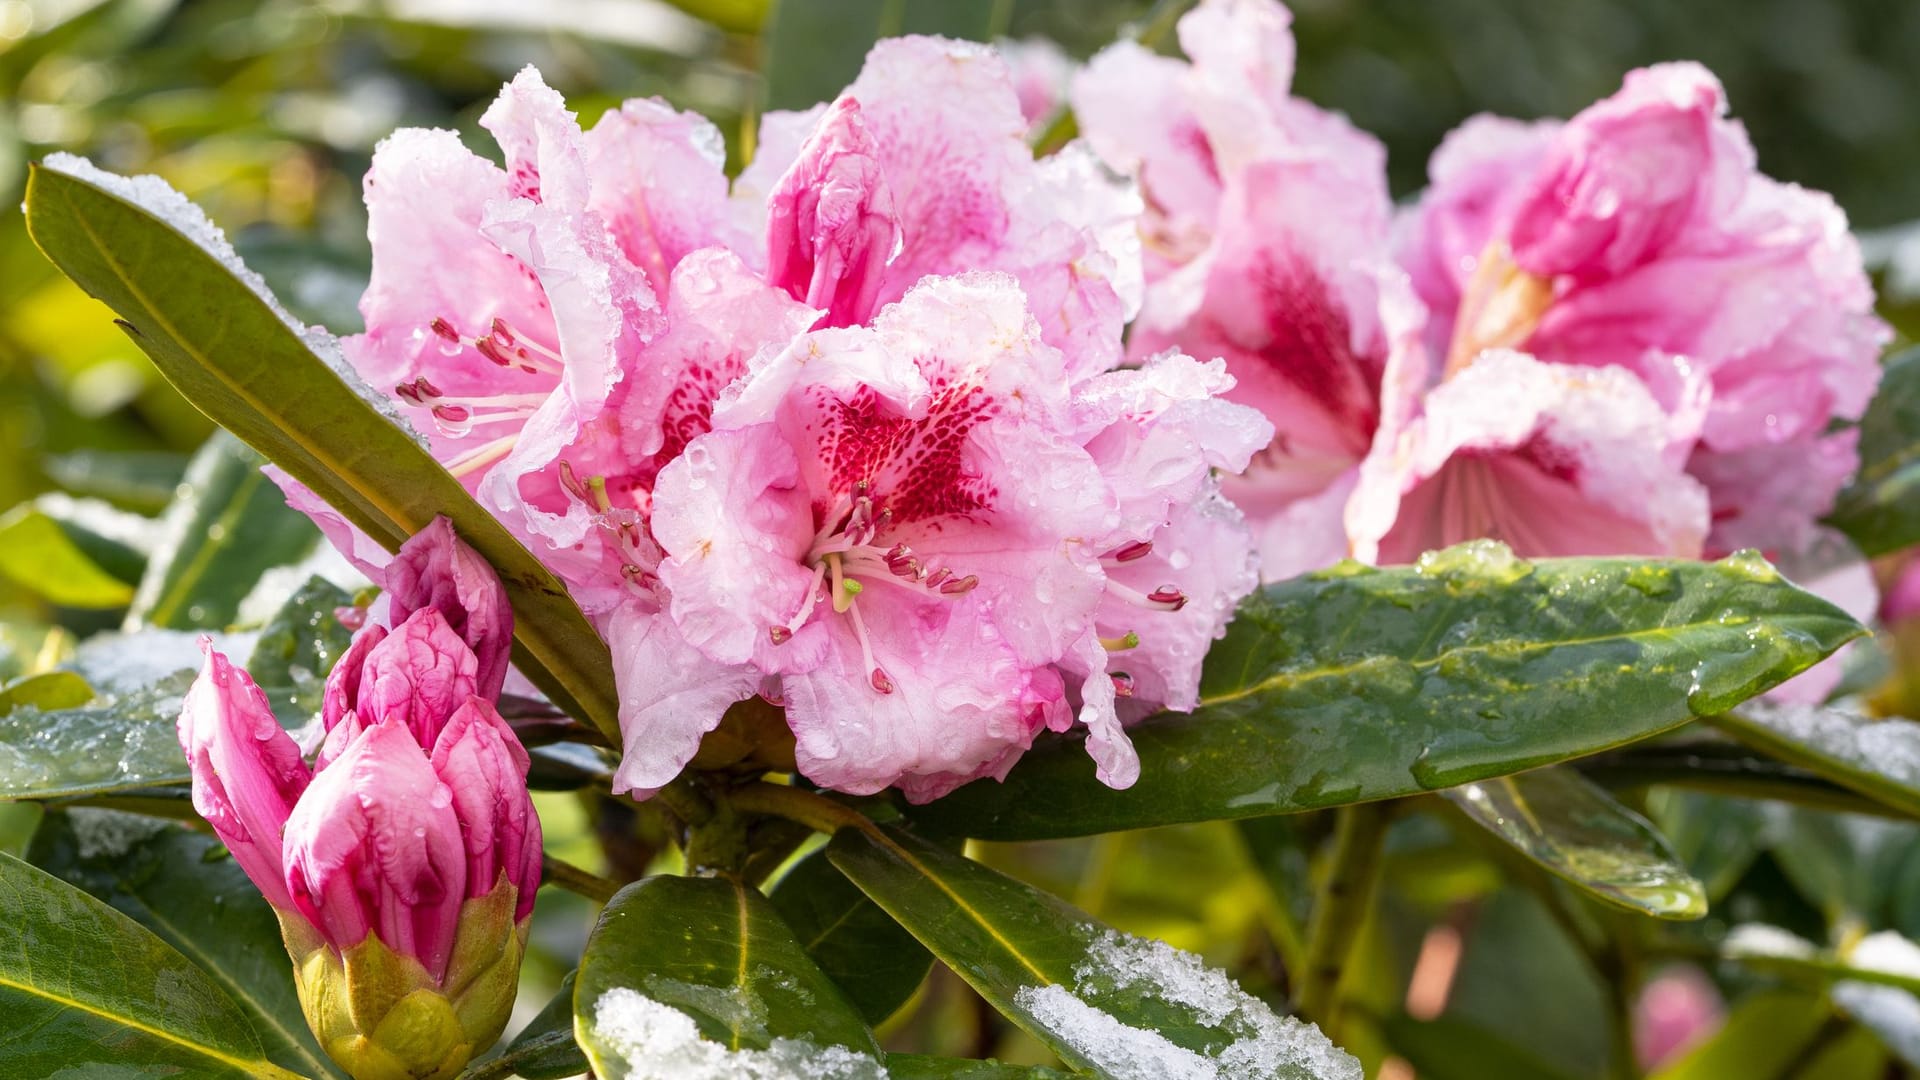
28, 810, 342, 1078
829, 825, 1360, 1079
0, 851, 298, 1079
0, 494, 147, 608
1446, 767, 1706, 919
0, 671, 94, 715
23, 163, 620, 741
914, 546, 1863, 840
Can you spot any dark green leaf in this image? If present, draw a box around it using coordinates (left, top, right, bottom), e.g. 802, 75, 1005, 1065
761, 0, 999, 111
23, 164, 621, 742
913, 546, 1863, 840
574, 875, 882, 1077
883, 1055, 1072, 1078
0, 851, 298, 1079
459, 971, 584, 1080
828, 825, 1359, 1079
0, 495, 148, 608
27, 810, 342, 1078
245, 575, 356, 726
42, 448, 190, 515
1380, 1014, 1585, 1080
770, 845, 934, 1026
1446, 767, 1706, 919
1646, 990, 1832, 1080
1828, 346, 1920, 556
0, 669, 196, 800
0, 671, 94, 715
1711, 700, 1920, 818
126, 431, 319, 631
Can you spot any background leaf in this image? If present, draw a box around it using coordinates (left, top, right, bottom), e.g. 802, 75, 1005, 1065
1712, 700, 1920, 818
124, 430, 319, 631
0, 851, 295, 1079
913, 546, 1863, 840
770, 844, 935, 1026
26, 809, 342, 1078
0, 493, 148, 608
1828, 346, 1920, 556
22, 163, 622, 742
760, 0, 1001, 112
459, 970, 585, 1080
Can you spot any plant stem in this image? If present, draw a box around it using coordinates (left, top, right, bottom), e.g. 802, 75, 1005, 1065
1297, 800, 1391, 1036
727, 780, 874, 837
541, 855, 620, 903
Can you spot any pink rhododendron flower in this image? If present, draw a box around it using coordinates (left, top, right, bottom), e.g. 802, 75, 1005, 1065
178, 518, 539, 1078
997, 37, 1073, 133
1633, 966, 1725, 1070
285, 41, 1260, 804
1398, 61, 1889, 557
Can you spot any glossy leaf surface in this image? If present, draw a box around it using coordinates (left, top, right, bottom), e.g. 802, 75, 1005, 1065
574, 874, 881, 1078
1712, 700, 1920, 818
1447, 767, 1707, 919
828, 825, 1359, 1079
0, 668, 194, 799
0, 851, 294, 1079
27, 810, 340, 1077
914, 546, 1863, 840
23, 164, 620, 740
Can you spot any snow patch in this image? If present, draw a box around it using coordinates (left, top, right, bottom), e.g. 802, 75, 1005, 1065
1737, 699, 1920, 790
73, 628, 259, 693
70, 807, 171, 859
1013, 930, 1361, 1080
1722, 923, 1819, 961
589, 988, 885, 1080
39, 153, 427, 447
1851, 931, 1920, 980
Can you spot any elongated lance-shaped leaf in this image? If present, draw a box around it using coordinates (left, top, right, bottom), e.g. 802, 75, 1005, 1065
828, 825, 1362, 1079
1710, 700, 1920, 818
0, 851, 300, 1079
23, 162, 620, 741
0, 493, 148, 608
912, 544, 1865, 840
1829, 346, 1920, 556
770, 844, 934, 1026
125, 430, 319, 631
28, 810, 342, 1078
1446, 767, 1707, 919
574, 875, 883, 1079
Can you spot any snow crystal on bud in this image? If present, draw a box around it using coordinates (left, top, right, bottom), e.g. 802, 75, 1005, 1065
589, 988, 885, 1080
1013, 930, 1362, 1080
38, 153, 428, 448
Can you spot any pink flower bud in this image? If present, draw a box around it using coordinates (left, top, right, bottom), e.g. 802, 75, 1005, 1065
177, 641, 310, 911
284, 719, 468, 981
353, 609, 480, 750
384, 515, 513, 700
429, 697, 542, 920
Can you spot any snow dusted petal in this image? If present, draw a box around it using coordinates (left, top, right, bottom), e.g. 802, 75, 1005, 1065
479, 66, 592, 209
765, 97, 901, 328
1348, 351, 1710, 563
1062, 633, 1140, 790
584, 97, 745, 291
284, 719, 467, 979
177, 643, 310, 912
1688, 430, 1861, 557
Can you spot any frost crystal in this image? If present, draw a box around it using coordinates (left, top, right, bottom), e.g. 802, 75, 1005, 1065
1737, 700, 1920, 791
74, 628, 260, 693
589, 988, 886, 1080
39, 153, 428, 448
1013, 930, 1362, 1080
69, 807, 173, 859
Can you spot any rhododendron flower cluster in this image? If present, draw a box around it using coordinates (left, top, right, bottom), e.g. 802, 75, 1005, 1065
286, 37, 1268, 804
177, 517, 539, 1080
266, 0, 1887, 809
1075, 0, 1887, 582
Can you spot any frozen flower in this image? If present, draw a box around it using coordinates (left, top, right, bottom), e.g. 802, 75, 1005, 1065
178, 519, 538, 1080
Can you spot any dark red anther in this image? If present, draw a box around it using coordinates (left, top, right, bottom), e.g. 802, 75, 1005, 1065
490, 317, 517, 346
940, 574, 980, 596
922, 567, 951, 589
769, 625, 793, 645
870, 667, 894, 694
430, 317, 461, 343
475, 336, 514, 367
1111, 540, 1153, 563
432, 404, 471, 423
1147, 585, 1187, 611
